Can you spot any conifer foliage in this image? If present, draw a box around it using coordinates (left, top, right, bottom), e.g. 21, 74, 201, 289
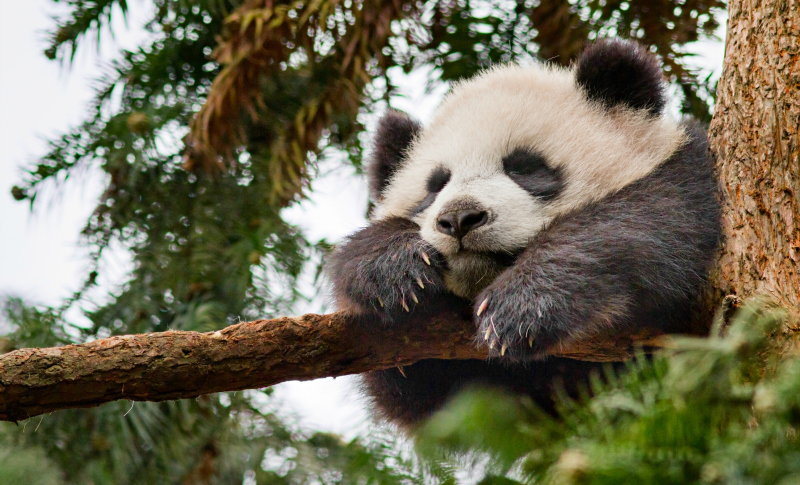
415, 302, 800, 484
2, 0, 741, 484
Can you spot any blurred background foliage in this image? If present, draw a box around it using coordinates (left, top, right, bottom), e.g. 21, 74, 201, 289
415, 302, 800, 484
2, 0, 735, 483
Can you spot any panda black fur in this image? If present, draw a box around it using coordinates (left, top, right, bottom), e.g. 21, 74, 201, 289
327, 39, 721, 429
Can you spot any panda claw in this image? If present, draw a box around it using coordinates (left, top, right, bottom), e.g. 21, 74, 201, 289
377, 296, 384, 308
420, 251, 431, 266
401, 299, 410, 312
416, 277, 425, 289
484, 325, 492, 341
501, 344, 507, 356
410, 291, 418, 304
477, 298, 489, 316
529, 336, 534, 347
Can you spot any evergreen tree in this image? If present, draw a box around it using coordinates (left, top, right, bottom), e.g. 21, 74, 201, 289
3, 0, 727, 483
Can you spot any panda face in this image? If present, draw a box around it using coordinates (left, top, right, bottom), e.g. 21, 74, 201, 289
374, 62, 686, 298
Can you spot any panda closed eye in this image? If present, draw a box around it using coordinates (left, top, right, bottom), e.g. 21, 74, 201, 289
502, 148, 564, 201
410, 166, 451, 216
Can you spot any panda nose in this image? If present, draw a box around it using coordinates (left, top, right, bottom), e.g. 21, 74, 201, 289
436, 209, 488, 239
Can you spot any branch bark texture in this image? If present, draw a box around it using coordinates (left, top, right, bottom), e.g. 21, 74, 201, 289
707, 0, 800, 324
0, 309, 661, 422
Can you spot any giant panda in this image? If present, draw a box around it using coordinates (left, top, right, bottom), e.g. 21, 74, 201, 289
327, 39, 721, 429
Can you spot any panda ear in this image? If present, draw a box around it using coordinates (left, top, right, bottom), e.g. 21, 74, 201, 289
574, 39, 666, 116
368, 110, 422, 202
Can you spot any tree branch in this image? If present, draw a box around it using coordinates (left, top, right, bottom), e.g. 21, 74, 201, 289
0, 308, 663, 422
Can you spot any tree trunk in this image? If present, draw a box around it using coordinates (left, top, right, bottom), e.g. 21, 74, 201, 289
706, 0, 800, 328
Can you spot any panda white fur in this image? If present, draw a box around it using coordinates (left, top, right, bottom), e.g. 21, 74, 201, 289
328, 39, 721, 428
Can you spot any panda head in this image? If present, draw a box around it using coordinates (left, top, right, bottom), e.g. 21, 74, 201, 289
368, 39, 688, 298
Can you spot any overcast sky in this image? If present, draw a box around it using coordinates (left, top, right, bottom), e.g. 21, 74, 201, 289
0, 0, 726, 439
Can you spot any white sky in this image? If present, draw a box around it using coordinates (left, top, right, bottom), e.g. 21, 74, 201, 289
0, 0, 726, 440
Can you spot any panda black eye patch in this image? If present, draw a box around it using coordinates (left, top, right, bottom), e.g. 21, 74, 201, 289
502, 148, 564, 201
410, 167, 451, 216
426, 167, 451, 193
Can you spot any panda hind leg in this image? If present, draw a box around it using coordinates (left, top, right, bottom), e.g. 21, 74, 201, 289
361, 358, 612, 429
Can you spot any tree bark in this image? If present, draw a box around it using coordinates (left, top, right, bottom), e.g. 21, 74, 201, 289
0, 309, 662, 422
706, 0, 800, 328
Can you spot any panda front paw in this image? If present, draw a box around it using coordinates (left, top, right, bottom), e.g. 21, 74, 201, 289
473, 277, 565, 360
328, 217, 446, 322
